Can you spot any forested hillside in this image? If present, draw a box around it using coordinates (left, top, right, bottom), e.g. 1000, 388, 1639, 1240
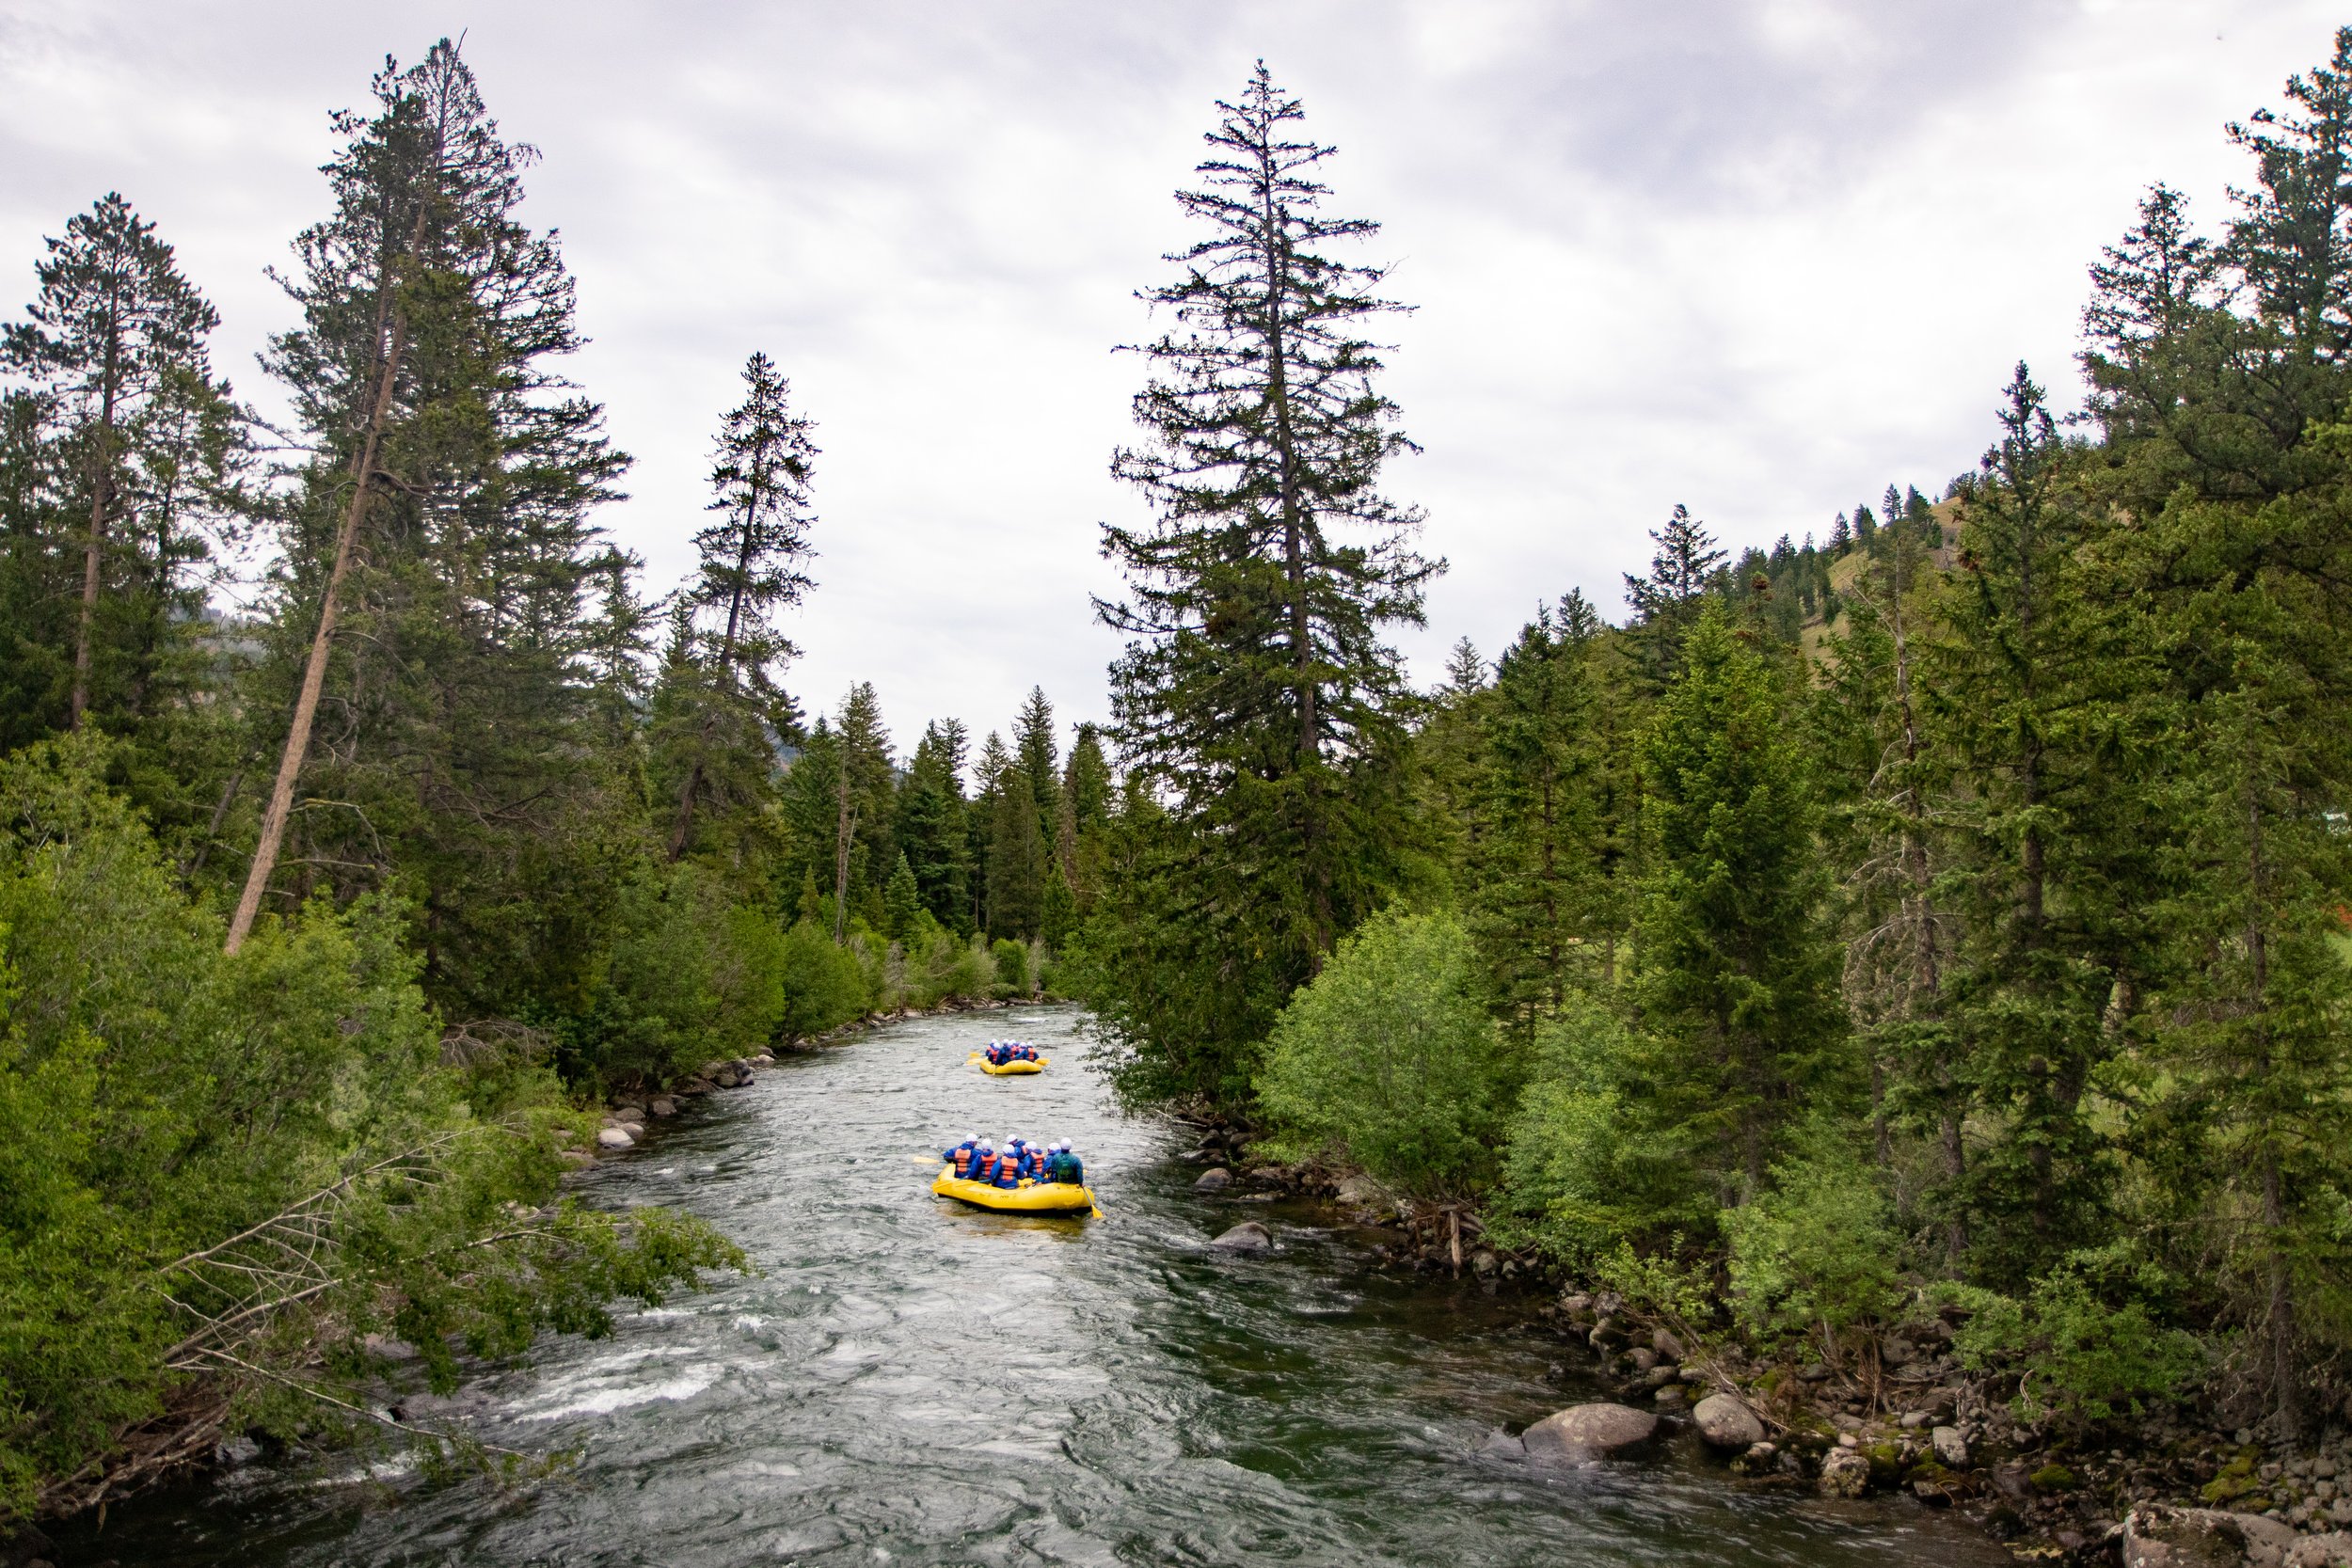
0, 40, 1101, 1521
1072, 45, 2352, 1438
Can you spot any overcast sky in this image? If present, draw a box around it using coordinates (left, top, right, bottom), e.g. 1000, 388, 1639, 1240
0, 1, 2339, 757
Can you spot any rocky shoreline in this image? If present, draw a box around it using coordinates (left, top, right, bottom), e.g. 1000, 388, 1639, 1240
1189, 1124, 2352, 1568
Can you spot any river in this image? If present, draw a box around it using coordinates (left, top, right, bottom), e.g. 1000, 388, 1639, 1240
68, 1006, 2010, 1567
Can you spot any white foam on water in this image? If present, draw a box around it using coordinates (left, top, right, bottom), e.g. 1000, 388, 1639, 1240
516, 1365, 719, 1420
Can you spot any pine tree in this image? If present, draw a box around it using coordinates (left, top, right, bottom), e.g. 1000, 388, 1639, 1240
1622, 504, 1725, 688
830, 682, 892, 942
896, 721, 972, 931
882, 850, 920, 942
0, 194, 241, 735
1011, 685, 1061, 847
1089, 62, 1438, 1100
669, 351, 818, 856
1629, 603, 1848, 1196
230, 40, 631, 982
1466, 594, 1616, 1037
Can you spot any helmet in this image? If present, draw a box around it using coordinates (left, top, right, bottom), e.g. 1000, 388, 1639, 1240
978, 1141, 993, 1152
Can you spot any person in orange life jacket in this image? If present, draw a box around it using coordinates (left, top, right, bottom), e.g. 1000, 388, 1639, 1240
1016, 1042, 1038, 1062
943, 1132, 980, 1179
1019, 1138, 1044, 1180
992, 1147, 1025, 1188
969, 1141, 999, 1183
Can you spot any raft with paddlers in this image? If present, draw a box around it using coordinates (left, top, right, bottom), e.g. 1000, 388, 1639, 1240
969, 1038, 1047, 1074
930, 1164, 1100, 1216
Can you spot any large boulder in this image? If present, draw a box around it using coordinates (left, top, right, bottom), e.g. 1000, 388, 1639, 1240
1690, 1393, 1766, 1450
647, 1096, 677, 1118
1520, 1402, 1659, 1467
1333, 1174, 1384, 1209
2122, 1505, 2300, 1568
2289, 1536, 2352, 1568
1194, 1167, 1232, 1192
1211, 1221, 1272, 1251
596, 1126, 635, 1150
1931, 1425, 1969, 1469
1818, 1447, 1870, 1497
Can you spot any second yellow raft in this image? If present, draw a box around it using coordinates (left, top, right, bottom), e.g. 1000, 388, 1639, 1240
967, 1053, 1047, 1075
931, 1165, 1098, 1214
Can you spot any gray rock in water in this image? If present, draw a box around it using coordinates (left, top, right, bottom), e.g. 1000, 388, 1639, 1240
1691, 1392, 1766, 1450
647, 1096, 677, 1117
1470, 1249, 1499, 1277
1521, 1402, 1660, 1467
2122, 1504, 2300, 1568
1652, 1384, 1686, 1407
596, 1126, 635, 1149
1333, 1174, 1384, 1208
1818, 1447, 1870, 1498
1931, 1424, 1969, 1469
1194, 1166, 1232, 1192
1211, 1221, 1271, 1251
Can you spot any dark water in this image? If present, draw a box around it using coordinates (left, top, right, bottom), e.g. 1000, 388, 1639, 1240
72, 1007, 2007, 1567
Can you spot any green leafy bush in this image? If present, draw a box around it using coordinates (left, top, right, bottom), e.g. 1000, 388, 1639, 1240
555, 862, 789, 1085
1499, 994, 1710, 1261
992, 937, 1030, 996
777, 919, 871, 1039
1946, 1243, 2204, 1426
1253, 907, 1518, 1196
0, 739, 742, 1522
1722, 1133, 1902, 1342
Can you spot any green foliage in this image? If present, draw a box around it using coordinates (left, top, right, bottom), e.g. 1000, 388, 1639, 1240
991, 936, 1030, 996
1629, 603, 1851, 1197
777, 919, 871, 1039
0, 740, 742, 1522
1722, 1135, 1902, 1342
1499, 995, 1709, 1260
1254, 908, 1517, 1196
1946, 1244, 2204, 1427
554, 863, 789, 1085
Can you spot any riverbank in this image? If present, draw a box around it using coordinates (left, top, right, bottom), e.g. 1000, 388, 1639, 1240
1188, 1121, 2352, 1568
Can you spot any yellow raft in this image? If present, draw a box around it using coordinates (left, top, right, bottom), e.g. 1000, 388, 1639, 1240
931, 1164, 1099, 1215
967, 1053, 1047, 1075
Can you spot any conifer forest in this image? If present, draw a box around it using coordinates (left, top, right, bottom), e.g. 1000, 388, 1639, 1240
10, 18, 2352, 1563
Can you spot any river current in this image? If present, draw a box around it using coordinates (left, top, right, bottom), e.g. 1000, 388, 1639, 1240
72, 1006, 2009, 1567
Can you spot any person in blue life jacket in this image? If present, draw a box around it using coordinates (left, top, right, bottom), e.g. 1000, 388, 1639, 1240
1020, 1138, 1045, 1180
1017, 1042, 1038, 1062
981, 1040, 1000, 1066
944, 1132, 980, 1180
970, 1141, 998, 1183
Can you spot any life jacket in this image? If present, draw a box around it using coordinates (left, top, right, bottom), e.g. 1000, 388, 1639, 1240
1018, 1044, 1036, 1061
972, 1151, 998, 1183
993, 1159, 1022, 1189
1009, 1144, 1029, 1178
951, 1145, 975, 1179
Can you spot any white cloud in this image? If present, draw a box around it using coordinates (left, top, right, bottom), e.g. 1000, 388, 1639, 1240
0, 0, 2335, 752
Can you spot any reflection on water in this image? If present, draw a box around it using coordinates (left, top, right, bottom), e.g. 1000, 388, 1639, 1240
65, 1006, 2009, 1567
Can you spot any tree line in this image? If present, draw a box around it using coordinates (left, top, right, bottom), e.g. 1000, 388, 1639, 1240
1067, 47, 2352, 1437
0, 40, 1091, 1519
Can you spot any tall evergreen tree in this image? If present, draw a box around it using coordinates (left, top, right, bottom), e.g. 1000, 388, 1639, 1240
230, 40, 632, 990
668, 351, 817, 856
1, 195, 242, 750
1622, 504, 1725, 688
1089, 62, 1438, 1100
1629, 603, 1848, 1196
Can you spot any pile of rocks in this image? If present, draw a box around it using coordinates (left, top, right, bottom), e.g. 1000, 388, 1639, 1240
566, 1051, 773, 1162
